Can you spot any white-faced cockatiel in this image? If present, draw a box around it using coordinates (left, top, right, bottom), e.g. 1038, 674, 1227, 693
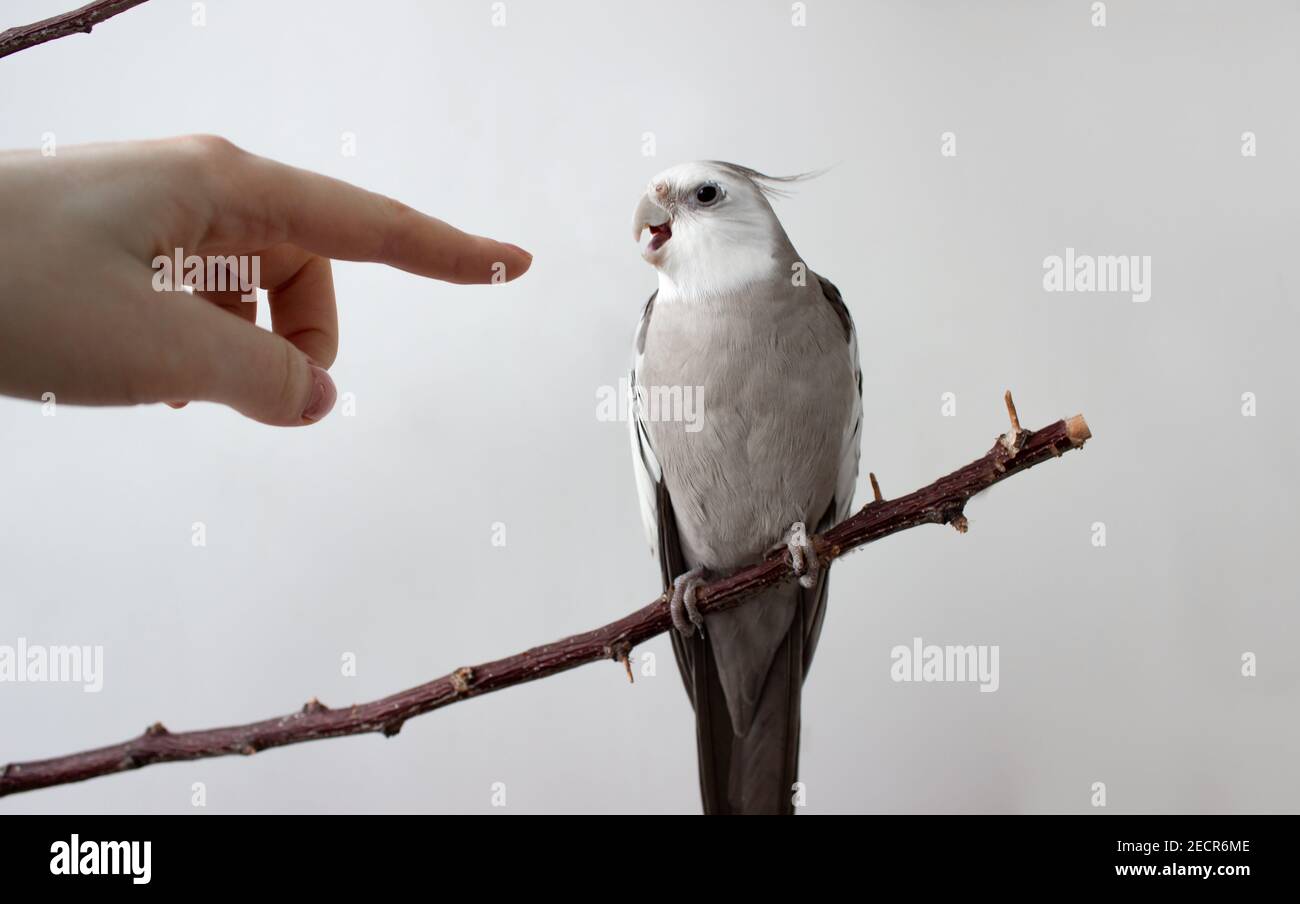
628, 162, 862, 815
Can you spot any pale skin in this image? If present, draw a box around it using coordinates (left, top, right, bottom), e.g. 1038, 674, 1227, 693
0, 136, 533, 425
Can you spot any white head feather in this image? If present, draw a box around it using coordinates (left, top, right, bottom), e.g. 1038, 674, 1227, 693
632, 161, 807, 302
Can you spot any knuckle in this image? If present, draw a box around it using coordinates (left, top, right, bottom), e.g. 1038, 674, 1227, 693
168, 135, 245, 193
379, 193, 412, 218
177, 134, 243, 162
374, 193, 414, 258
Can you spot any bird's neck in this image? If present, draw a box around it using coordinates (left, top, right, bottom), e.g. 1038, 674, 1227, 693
656, 234, 800, 304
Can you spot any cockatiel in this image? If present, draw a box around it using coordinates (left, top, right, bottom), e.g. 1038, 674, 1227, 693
629, 162, 862, 815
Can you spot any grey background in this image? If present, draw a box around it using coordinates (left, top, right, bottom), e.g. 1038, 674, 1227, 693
1, 0, 1296, 814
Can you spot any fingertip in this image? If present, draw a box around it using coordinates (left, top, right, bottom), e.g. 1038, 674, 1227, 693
501, 242, 532, 264
488, 241, 532, 283
503, 243, 533, 280
300, 364, 337, 424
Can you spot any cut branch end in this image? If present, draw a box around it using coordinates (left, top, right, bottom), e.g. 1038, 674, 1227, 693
1066, 414, 1091, 447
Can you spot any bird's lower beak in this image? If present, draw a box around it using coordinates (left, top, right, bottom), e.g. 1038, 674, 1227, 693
633, 195, 673, 251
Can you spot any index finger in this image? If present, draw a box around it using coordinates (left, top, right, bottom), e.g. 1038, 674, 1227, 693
178, 136, 532, 285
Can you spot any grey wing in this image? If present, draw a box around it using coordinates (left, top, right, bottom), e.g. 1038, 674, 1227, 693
629, 291, 667, 566
801, 274, 863, 670
820, 272, 862, 526
627, 291, 697, 697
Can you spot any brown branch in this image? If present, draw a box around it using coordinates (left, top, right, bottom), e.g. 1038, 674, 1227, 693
0, 398, 1092, 798
0, 0, 150, 61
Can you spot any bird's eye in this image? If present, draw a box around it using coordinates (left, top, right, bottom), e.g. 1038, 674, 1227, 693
694, 183, 720, 206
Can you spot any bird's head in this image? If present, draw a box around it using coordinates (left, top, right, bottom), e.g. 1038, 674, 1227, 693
633, 161, 808, 298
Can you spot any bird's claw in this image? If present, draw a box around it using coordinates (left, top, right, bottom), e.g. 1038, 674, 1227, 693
669, 566, 708, 637
786, 521, 820, 589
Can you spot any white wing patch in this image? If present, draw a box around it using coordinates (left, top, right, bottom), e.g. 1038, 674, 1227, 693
629, 293, 664, 559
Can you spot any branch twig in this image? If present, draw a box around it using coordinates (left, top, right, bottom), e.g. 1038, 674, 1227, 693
0, 398, 1091, 798
0, 0, 150, 61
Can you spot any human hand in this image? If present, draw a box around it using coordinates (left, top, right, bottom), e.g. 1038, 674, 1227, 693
0, 136, 532, 425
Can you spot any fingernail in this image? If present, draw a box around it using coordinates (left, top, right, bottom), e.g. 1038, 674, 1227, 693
503, 242, 532, 262
302, 364, 337, 422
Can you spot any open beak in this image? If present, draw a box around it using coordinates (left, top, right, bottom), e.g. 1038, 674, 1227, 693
633, 194, 672, 253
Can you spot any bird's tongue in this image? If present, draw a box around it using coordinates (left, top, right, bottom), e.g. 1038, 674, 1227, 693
648, 222, 672, 251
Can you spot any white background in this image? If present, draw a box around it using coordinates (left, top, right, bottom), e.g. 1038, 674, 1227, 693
1, 0, 1297, 813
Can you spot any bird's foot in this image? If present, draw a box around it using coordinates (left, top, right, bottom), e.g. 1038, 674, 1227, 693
669, 566, 708, 637
785, 521, 820, 589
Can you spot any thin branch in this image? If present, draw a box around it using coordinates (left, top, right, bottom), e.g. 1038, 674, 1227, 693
0, 0, 150, 61
0, 399, 1092, 798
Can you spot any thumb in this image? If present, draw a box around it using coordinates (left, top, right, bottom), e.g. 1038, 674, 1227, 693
186, 301, 337, 426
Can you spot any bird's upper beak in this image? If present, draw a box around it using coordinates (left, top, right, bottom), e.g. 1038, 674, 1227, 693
633, 194, 673, 253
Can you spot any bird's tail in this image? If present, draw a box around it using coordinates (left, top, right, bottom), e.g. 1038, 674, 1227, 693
671, 577, 826, 815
